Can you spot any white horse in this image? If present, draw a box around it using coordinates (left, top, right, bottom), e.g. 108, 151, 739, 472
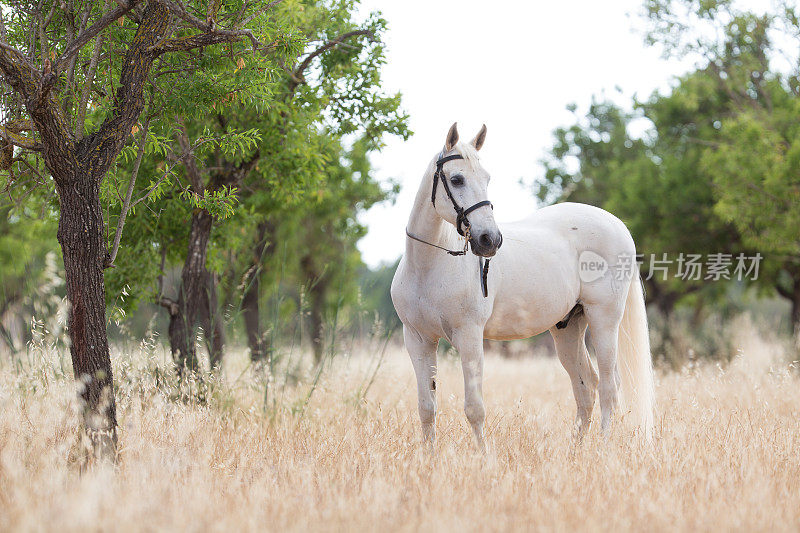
391, 123, 655, 451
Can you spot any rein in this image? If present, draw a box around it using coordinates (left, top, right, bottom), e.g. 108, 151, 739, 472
405, 227, 469, 256
405, 152, 498, 298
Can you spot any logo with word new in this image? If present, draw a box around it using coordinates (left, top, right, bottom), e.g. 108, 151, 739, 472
579, 250, 608, 283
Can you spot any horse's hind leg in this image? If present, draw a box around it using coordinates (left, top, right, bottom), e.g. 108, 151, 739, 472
403, 325, 439, 446
583, 305, 623, 435
550, 314, 598, 437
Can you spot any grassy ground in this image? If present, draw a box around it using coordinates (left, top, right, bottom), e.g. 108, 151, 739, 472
1, 319, 799, 532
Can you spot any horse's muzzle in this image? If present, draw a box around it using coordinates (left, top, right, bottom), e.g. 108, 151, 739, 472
470, 230, 503, 257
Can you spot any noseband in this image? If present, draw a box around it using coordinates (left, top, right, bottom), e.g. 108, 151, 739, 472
405, 152, 500, 298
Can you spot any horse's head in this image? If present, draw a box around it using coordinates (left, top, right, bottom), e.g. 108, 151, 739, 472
431, 123, 502, 257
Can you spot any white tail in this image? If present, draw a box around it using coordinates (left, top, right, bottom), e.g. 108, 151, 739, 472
617, 275, 655, 439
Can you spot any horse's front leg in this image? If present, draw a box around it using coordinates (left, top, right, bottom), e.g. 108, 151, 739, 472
452, 327, 487, 453
403, 325, 439, 446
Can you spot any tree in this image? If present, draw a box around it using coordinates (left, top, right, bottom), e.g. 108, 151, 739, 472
644, 0, 800, 332
291, 136, 394, 363
232, 0, 408, 363
0, 0, 297, 454
105, 0, 408, 368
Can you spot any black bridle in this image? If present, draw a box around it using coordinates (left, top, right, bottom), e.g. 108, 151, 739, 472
405, 152, 499, 297
431, 153, 493, 237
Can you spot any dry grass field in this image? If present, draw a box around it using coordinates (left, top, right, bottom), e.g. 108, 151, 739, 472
1, 319, 799, 532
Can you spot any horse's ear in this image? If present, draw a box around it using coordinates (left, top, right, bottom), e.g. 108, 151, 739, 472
444, 122, 459, 151
470, 124, 487, 151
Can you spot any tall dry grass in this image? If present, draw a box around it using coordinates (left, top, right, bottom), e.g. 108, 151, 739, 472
1, 317, 799, 532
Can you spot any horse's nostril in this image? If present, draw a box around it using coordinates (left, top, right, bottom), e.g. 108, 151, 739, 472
479, 233, 492, 247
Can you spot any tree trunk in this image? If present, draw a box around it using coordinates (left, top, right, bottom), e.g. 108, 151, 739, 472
775, 269, 800, 337
56, 173, 116, 455
242, 271, 263, 361
299, 254, 328, 365
168, 209, 223, 371
200, 271, 225, 368
310, 293, 325, 365
791, 279, 800, 338
308, 279, 328, 365
166, 296, 193, 370
242, 221, 273, 362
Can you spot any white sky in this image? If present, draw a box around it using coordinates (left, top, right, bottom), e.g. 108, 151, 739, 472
353, 0, 761, 267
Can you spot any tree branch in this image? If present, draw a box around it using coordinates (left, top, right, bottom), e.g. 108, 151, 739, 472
208, 148, 261, 193
0, 122, 42, 151
231, 149, 260, 185
84, 2, 170, 178
150, 32, 246, 54
38, 3, 57, 65
153, 0, 260, 50
63, 3, 93, 100
13, 157, 49, 187
158, 296, 179, 315
34, 59, 56, 110
105, 108, 151, 268
54, 1, 137, 75
0, 42, 74, 178
26, 2, 38, 61
76, 1, 111, 141
287, 30, 374, 96
0, 6, 7, 42
0, 40, 35, 70
175, 117, 203, 191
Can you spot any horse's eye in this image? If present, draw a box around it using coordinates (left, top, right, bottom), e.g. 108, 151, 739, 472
450, 175, 464, 186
